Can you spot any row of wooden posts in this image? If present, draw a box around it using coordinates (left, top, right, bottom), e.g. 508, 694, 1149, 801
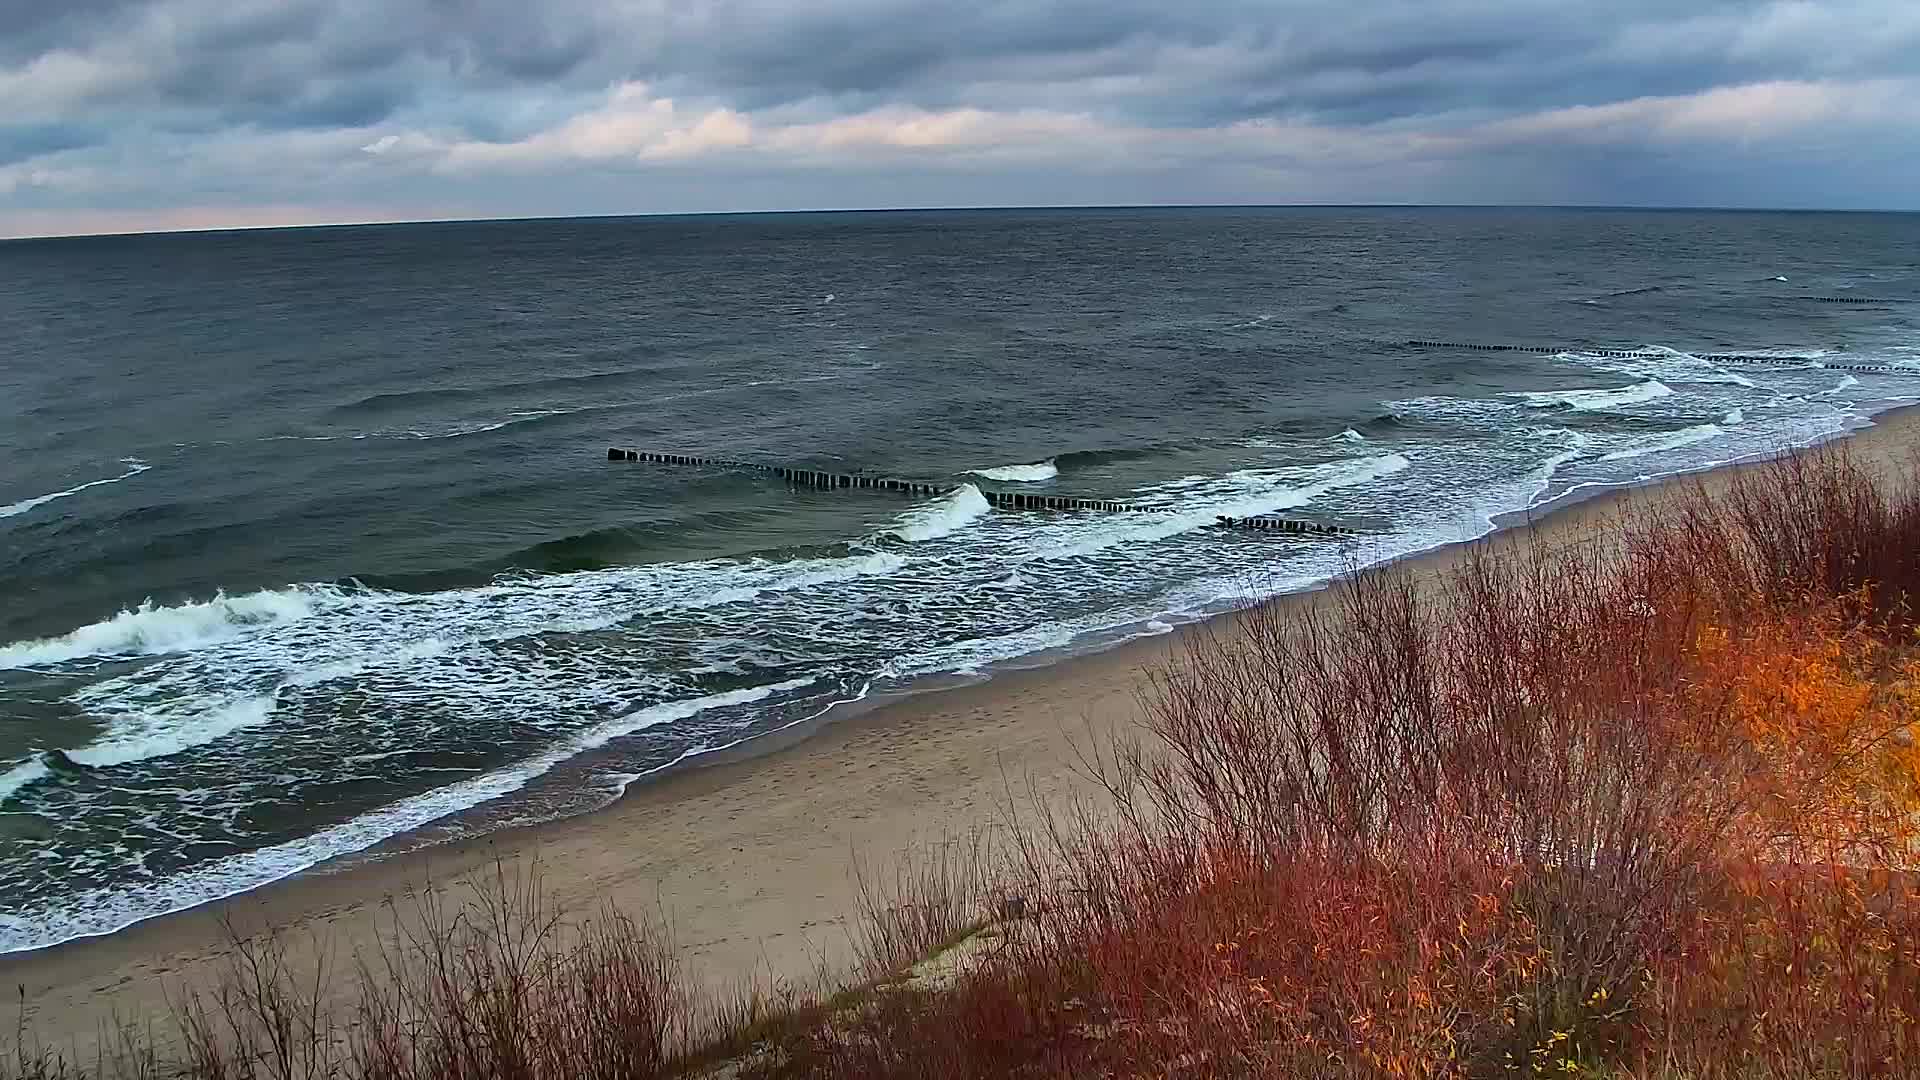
1401, 340, 1916, 376
606, 448, 1355, 536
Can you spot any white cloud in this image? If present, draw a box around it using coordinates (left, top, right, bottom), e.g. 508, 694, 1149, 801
433, 83, 754, 169
1476, 78, 1912, 147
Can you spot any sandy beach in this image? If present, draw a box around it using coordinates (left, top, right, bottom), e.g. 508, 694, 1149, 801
8, 409, 1918, 1062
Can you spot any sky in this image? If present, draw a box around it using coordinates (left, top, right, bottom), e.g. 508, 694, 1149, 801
1, 0, 1916, 237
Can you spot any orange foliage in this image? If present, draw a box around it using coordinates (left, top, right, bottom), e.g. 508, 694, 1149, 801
1685, 597, 1920, 862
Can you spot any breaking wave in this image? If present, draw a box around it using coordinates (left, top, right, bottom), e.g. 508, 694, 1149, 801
970, 461, 1058, 482
66, 695, 278, 769
891, 484, 993, 542
1513, 380, 1674, 411
0, 586, 367, 670
0, 759, 51, 804
1600, 424, 1726, 462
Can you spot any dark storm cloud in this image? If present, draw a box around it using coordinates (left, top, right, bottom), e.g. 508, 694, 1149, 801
0, 0, 1916, 234
11, 1, 1915, 130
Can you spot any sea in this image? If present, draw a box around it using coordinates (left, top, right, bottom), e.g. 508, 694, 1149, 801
2, 207, 1917, 954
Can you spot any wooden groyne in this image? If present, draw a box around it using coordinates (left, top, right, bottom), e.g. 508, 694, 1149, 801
1399, 341, 1915, 376
606, 448, 1355, 536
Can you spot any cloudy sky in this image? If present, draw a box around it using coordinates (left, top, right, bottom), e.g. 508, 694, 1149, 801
1, 0, 1915, 237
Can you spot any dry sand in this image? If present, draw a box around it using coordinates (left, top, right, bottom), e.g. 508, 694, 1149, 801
7, 409, 1918, 1061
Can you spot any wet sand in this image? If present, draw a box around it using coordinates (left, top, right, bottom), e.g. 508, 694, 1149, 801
7, 408, 1917, 1062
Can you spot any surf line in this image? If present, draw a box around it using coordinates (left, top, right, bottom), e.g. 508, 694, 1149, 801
1396, 341, 1916, 377
605, 449, 1356, 537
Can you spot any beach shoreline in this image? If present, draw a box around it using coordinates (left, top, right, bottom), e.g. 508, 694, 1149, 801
8, 405, 1919, 1060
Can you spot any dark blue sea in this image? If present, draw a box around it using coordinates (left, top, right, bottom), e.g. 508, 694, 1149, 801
2, 207, 1917, 952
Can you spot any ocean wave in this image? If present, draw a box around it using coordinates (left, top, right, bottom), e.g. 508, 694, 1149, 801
890, 484, 992, 542
66, 694, 277, 768
0, 677, 817, 955
1531, 431, 1591, 486
1512, 380, 1673, 412
1640, 345, 1771, 385
1330, 428, 1366, 443
0, 585, 368, 670
970, 460, 1058, 482
1724, 408, 1745, 424
1027, 453, 1407, 562
331, 370, 647, 416
1599, 423, 1726, 463
0, 459, 150, 521
1819, 373, 1861, 396
1052, 445, 1174, 469
285, 639, 454, 690
685, 552, 906, 608
1565, 346, 1762, 389
0, 758, 52, 804
23, 548, 906, 779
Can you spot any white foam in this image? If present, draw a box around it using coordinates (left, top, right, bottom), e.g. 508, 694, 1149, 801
1516, 430, 1593, 509
890, 484, 992, 542
1512, 380, 1673, 411
285, 638, 453, 689
0, 459, 150, 520
1575, 347, 1761, 388
970, 460, 1058, 482
689, 551, 906, 607
1026, 454, 1408, 562
1819, 373, 1860, 396
0, 758, 51, 803
0, 586, 363, 670
1723, 408, 1745, 424
0, 678, 815, 955
7, 546, 907, 791
67, 695, 276, 768
1331, 428, 1366, 443
1600, 423, 1726, 462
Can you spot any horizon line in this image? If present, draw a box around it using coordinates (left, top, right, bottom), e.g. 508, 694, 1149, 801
3, 200, 1914, 244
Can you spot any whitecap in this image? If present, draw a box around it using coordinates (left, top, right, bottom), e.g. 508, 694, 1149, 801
0, 459, 150, 520
0, 585, 365, 670
1511, 380, 1673, 411
1575, 346, 1760, 388
0, 758, 52, 803
970, 460, 1058, 482
66, 694, 277, 768
1723, 408, 1744, 424
1599, 424, 1725, 463
1330, 428, 1366, 443
18, 547, 906, 790
890, 484, 992, 542
1026, 454, 1408, 563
